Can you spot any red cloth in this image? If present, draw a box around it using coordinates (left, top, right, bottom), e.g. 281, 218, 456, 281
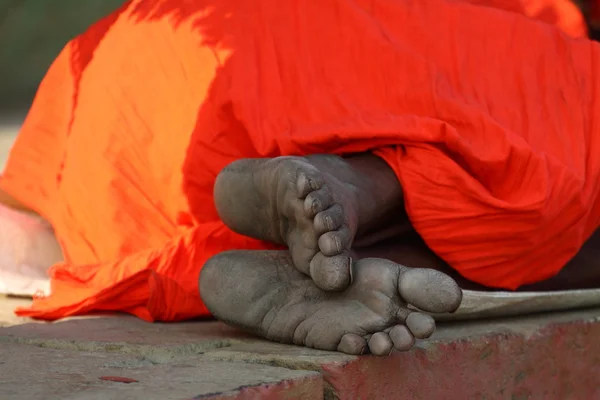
2, 0, 599, 321
464, 0, 587, 38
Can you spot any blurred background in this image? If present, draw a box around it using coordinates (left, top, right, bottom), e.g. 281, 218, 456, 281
0, 0, 123, 167
0, 0, 123, 111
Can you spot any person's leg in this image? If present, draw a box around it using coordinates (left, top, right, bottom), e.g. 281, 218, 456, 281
199, 249, 462, 355
354, 225, 600, 292
214, 153, 407, 291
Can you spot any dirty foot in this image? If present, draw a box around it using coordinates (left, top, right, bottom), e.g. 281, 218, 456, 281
199, 250, 462, 355
214, 156, 359, 291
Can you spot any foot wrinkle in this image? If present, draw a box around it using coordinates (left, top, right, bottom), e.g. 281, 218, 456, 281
202, 251, 458, 355
214, 156, 360, 291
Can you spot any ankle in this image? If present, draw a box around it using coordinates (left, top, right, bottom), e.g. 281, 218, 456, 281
342, 154, 404, 235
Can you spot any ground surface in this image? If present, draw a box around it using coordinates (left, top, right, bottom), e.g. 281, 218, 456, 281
1, 296, 600, 399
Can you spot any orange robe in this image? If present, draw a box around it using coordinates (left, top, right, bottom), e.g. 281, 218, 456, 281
2, 0, 599, 321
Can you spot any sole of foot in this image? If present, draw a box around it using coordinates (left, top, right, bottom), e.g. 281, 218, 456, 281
199, 250, 462, 356
214, 156, 359, 291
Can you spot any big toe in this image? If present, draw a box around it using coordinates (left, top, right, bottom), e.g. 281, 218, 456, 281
398, 268, 462, 314
309, 253, 352, 291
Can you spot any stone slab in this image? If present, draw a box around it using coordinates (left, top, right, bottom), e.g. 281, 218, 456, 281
2, 296, 600, 399
0, 314, 256, 363
202, 308, 600, 399
0, 296, 600, 399
328, 309, 600, 399
0, 342, 322, 400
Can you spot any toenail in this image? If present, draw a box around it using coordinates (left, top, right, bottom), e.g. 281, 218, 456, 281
308, 178, 319, 190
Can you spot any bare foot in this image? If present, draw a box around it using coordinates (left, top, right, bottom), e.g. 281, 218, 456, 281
214, 156, 360, 291
199, 250, 462, 355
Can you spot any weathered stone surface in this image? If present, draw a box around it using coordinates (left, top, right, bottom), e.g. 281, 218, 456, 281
2, 314, 250, 344
324, 308, 600, 399
0, 315, 257, 363
2, 295, 600, 399
204, 341, 354, 372
177, 308, 600, 399
0, 342, 323, 400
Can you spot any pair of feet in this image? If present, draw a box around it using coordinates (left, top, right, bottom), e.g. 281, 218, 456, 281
200, 155, 462, 356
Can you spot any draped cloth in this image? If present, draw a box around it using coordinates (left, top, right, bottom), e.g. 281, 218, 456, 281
2, 0, 599, 321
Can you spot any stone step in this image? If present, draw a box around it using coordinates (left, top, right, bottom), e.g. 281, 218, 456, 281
1, 296, 599, 399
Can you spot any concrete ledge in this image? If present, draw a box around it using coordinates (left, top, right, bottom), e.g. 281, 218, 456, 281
1, 297, 599, 399
0, 342, 323, 400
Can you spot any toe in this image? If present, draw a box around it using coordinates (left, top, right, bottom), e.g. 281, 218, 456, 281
368, 332, 394, 356
296, 168, 325, 198
318, 226, 352, 256
288, 230, 318, 275
405, 312, 436, 339
304, 187, 335, 216
398, 268, 463, 314
389, 325, 415, 351
338, 333, 367, 355
309, 253, 352, 291
314, 204, 344, 235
